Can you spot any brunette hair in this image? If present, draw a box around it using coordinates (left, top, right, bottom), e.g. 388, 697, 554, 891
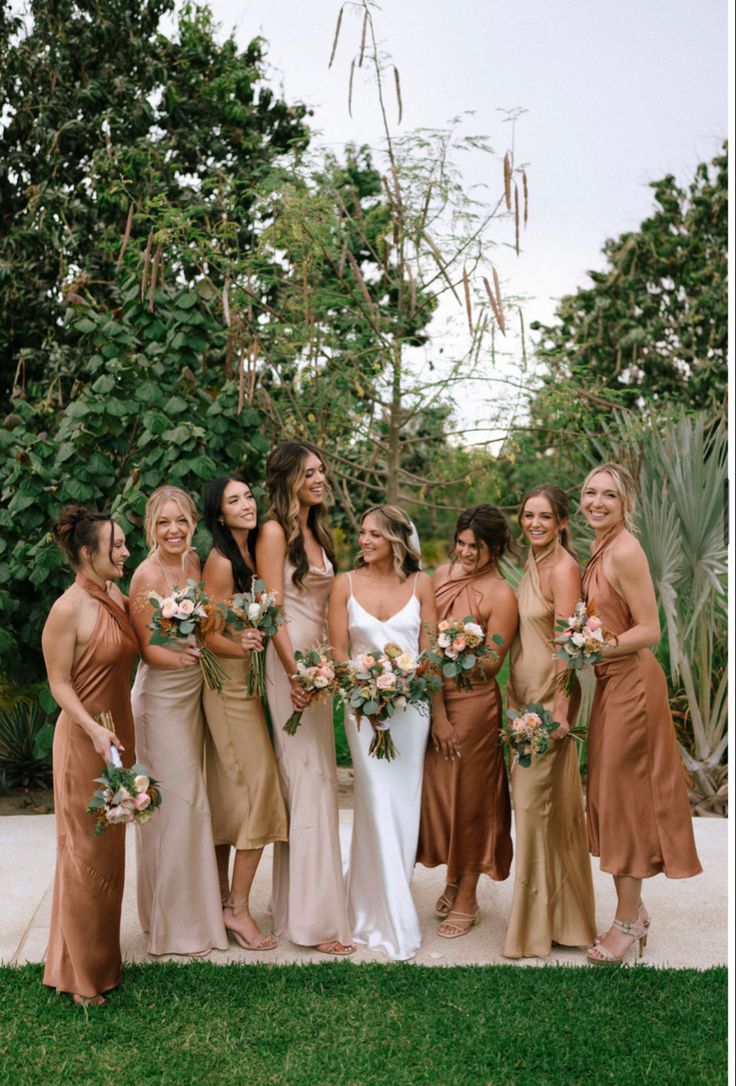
355, 505, 421, 581
451, 504, 517, 566
51, 504, 114, 568
264, 440, 336, 588
581, 462, 637, 531
518, 484, 576, 556
143, 486, 198, 554
203, 475, 257, 593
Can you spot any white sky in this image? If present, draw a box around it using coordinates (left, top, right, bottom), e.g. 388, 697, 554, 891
201, 0, 729, 331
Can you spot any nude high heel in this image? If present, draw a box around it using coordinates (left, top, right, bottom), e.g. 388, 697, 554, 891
586, 917, 647, 965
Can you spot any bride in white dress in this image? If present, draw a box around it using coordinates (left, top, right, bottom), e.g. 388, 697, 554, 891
328, 505, 450, 960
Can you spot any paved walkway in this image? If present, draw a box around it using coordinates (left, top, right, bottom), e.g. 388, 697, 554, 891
1, 814, 727, 970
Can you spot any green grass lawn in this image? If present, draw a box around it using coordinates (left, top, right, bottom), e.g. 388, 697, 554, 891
0, 963, 726, 1086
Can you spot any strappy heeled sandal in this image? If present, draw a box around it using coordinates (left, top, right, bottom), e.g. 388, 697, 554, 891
437, 909, 481, 939
223, 901, 278, 951
595, 902, 651, 944
586, 917, 647, 966
433, 883, 460, 921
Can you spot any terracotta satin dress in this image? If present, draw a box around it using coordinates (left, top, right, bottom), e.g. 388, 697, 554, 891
582, 525, 701, 879
203, 629, 288, 850
265, 554, 351, 947
417, 569, 512, 884
503, 544, 596, 957
43, 577, 138, 998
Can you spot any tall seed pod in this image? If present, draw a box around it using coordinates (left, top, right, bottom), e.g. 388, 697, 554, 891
503, 152, 512, 211
328, 4, 344, 68
237, 342, 247, 414
492, 266, 506, 333
358, 9, 368, 65
518, 306, 527, 369
394, 66, 403, 124
348, 57, 355, 117
222, 271, 231, 327
148, 244, 161, 312
514, 182, 520, 254
522, 169, 529, 226
140, 230, 153, 302
116, 202, 134, 273
462, 265, 473, 334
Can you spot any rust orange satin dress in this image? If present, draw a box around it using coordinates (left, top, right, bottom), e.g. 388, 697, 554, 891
582, 525, 701, 879
417, 570, 512, 883
43, 577, 138, 998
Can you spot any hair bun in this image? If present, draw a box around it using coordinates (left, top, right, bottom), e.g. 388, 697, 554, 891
51, 504, 91, 544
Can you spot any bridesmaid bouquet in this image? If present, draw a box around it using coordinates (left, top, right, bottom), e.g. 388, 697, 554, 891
225, 579, 287, 697
422, 616, 503, 691
87, 758, 163, 837
283, 646, 341, 736
501, 703, 570, 767
552, 599, 615, 695
340, 642, 439, 761
147, 580, 229, 693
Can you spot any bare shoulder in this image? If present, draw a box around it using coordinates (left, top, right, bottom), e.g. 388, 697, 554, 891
108, 582, 127, 608
432, 562, 451, 588
331, 571, 352, 598
549, 549, 582, 589
487, 576, 517, 610
414, 570, 434, 599
203, 547, 230, 574
129, 558, 158, 595
46, 585, 80, 623
609, 530, 647, 568
258, 519, 286, 544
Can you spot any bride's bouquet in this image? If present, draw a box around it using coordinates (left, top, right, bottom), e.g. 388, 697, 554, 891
283, 646, 341, 736
341, 642, 439, 761
552, 599, 616, 695
501, 703, 584, 767
225, 579, 287, 697
422, 616, 503, 691
147, 580, 229, 693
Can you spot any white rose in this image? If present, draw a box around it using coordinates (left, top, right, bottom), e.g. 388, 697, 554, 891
464, 622, 484, 640
571, 632, 585, 647
437, 632, 451, 648
177, 599, 195, 617
105, 806, 133, 825
161, 598, 178, 619
312, 674, 329, 689
247, 602, 262, 622
395, 652, 416, 672
133, 774, 150, 794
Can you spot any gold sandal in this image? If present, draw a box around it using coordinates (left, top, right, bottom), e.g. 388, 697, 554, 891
433, 883, 460, 921
586, 917, 647, 966
437, 909, 480, 939
223, 902, 278, 952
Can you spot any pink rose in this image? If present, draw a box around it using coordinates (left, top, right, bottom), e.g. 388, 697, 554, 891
106, 806, 134, 824
176, 599, 195, 617
376, 672, 397, 690
453, 637, 466, 652
586, 616, 602, 631
134, 792, 152, 811
161, 598, 178, 619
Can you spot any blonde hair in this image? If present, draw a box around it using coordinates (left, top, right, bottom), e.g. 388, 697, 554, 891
356, 505, 421, 582
581, 462, 637, 531
144, 486, 198, 554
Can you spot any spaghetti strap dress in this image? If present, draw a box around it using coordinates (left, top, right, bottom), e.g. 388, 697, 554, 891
582, 524, 701, 879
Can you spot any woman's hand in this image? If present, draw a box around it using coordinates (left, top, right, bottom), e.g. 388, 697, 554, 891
90, 723, 125, 763
550, 715, 570, 740
289, 678, 310, 712
176, 644, 202, 669
241, 628, 265, 654
432, 715, 461, 761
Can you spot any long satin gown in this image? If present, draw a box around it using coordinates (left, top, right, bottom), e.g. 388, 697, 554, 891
503, 544, 596, 958
583, 524, 701, 879
417, 570, 513, 886
133, 654, 228, 955
265, 553, 351, 947
345, 574, 429, 960
203, 630, 288, 851
44, 577, 138, 998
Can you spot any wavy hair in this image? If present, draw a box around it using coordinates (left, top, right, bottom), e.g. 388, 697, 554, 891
264, 441, 336, 588
581, 462, 637, 532
203, 476, 257, 593
144, 486, 198, 555
518, 484, 576, 556
451, 504, 518, 566
355, 505, 421, 582
51, 504, 114, 568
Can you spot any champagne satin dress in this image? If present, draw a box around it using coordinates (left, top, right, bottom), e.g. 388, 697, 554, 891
133, 654, 228, 956
417, 570, 513, 885
203, 631, 288, 850
582, 524, 701, 879
265, 554, 351, 947
43, 577, 138, 998
503, 544, 596, 958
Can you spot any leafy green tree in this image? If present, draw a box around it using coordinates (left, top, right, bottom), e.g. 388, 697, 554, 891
531, 147, 727, 415
0, 0, 308, 406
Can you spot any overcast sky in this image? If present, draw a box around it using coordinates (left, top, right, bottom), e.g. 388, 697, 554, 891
199, 0, 728, 332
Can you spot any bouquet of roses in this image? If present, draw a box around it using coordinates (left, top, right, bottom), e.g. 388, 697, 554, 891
147, 580, 228, 693
422, 616, 503, 691
87, 742, 162, 837
552, 598, 616, 695
501, 703, 568, 768
283, 646, 341, 736
340, 642, 440, 761
225, 579, 287, 697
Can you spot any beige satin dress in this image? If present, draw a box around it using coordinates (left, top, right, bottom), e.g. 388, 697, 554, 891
503, 544, 596, 957
44, 578, 138, 997
265, 554, 351, 947
583, 525, 701, 879
203, 630, 288, 850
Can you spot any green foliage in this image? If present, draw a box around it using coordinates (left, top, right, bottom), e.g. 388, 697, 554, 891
0, 962, 728, 1086
0, 277, 266, 681
0, 698, 54, 788
0, 0, 308, 405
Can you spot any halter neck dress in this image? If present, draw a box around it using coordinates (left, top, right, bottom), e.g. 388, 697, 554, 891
344, 573, 428, 960
582, 525, 701, 879
43, 577, 138, 998
503, 543, 595, 957
417, 567, 513, 885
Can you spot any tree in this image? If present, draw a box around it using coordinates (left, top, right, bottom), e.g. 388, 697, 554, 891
530, 147, 728, 415
0, 0, 309, 406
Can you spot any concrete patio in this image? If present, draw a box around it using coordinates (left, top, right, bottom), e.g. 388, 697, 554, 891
1, 812, 727, 971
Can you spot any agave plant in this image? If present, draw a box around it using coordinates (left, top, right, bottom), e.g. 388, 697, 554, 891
591, 412, 727, 815
0, 697, 54, 789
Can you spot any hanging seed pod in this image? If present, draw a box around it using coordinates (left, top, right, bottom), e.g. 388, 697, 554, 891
492, 266, 506, 334
328, 4, 344, 68
522, 169, 529, 226
462, 265, 473, 334
348, 57, 355, 117
394, 66, 403, 124
116, 202, 134, 273
358, 9, 368, 65
503, 152, 512, 211
514, 182, 520, 254
223, 271, 231, 328
140, 230, 153, 302
148, 244, 161, 312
